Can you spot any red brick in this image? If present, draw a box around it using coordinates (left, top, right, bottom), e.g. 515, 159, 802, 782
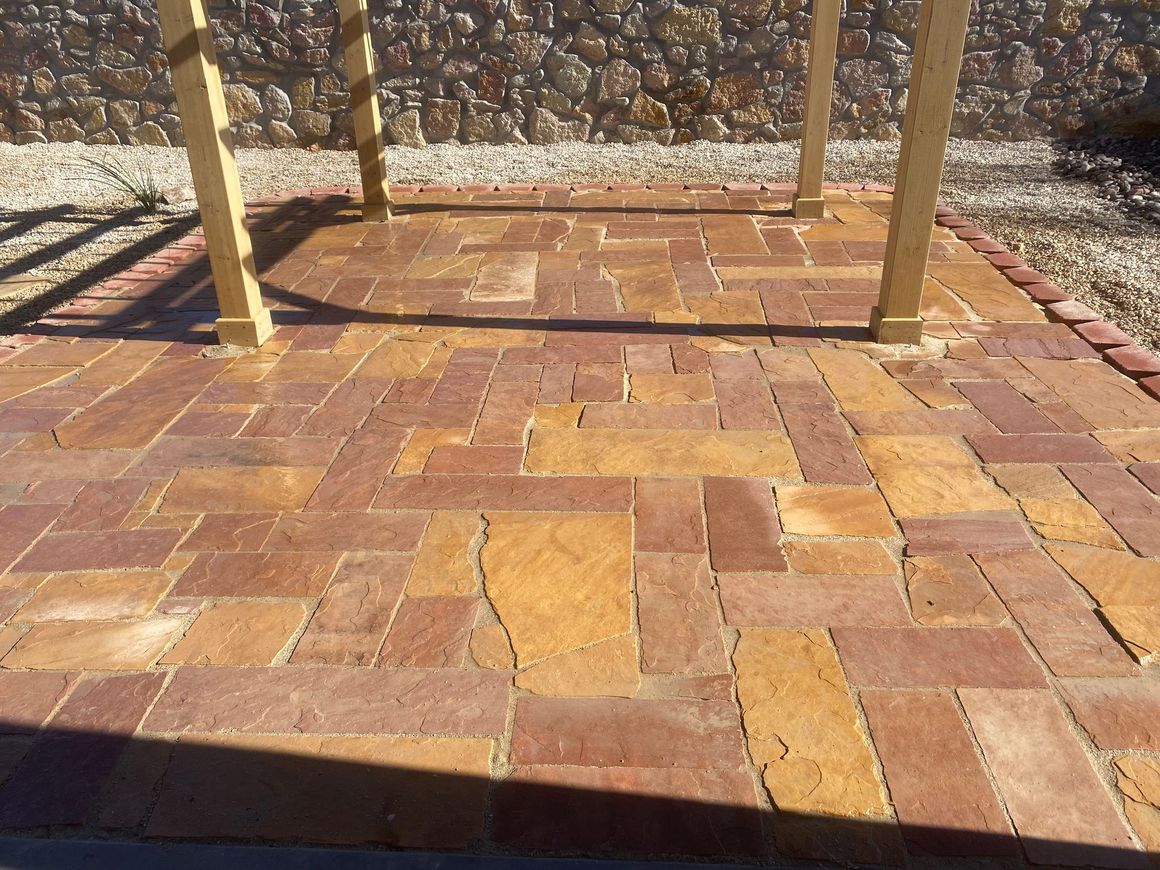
378, 595, 478, 667
780, 404, 872, 484
1001, 265, 1047, 285
954, 380, 1060, 434
861, 690, 1016, 856
959, 688, 1143, 866
636, 553, 725, 674
491, 765, 764, 857
719, 573, 910, 627
900, 513, 1033, 556
967, 432, 1113, 464
704, 477, 786, 572
1045, 300, 1101, 325
974, 550, 1138, 677
14, 528, 182, 572
1021, 281, 1072, 303
1060, 678, 1160, 750
832, 626, 1046, 688
1063, 464, 1160, 557
1073, 320, 1135, 350
634, 477, 704, 553
291, 553, 410, 665
374, 474, 632, 512
173, 551, 341, 597
1105, 344, 1160, 378
511, 697, 745, 769
144, 666, 511, 735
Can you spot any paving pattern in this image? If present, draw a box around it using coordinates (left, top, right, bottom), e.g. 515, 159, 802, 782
0, 183, 1159, 866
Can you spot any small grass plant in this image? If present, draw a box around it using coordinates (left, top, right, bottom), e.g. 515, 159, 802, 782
71, 154, 162, 214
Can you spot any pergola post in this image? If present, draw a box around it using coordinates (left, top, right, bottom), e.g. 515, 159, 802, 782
338, 0, 392, 222
870, 0, 971, 344
793, 0, 841, 220
157, 0, 273, 348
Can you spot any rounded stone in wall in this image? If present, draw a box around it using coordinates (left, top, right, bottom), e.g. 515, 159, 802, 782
262, 84, 292, 122
125, 121, 169, 146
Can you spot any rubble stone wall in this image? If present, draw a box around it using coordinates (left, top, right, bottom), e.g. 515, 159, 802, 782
2, 0, 1158, 148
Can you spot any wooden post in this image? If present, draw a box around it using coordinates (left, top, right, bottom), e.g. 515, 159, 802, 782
870, 0, 970, 344
338, 0, 392, 222
793, 0, 841, 220
157, 0, 272, 347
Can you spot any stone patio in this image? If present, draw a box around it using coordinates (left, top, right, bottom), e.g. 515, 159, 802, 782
0, 183, 1158, 866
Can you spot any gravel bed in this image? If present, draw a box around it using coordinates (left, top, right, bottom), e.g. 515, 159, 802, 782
1053, 136, 1160, 226
1, 139, 1157, 350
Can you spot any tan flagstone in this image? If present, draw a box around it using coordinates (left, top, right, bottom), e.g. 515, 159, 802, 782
471, 252, 538, 301
0, 366, 76, 402
1092, 430, 1160, 462
856, 436, 1015, 517
605, 261, 682, 311
359, 339, 437, 379
332, 332, 383, 355
733, 628, 887, 816
1, 618, 184, 669
776, 486, 895, 538
919, 278, 972, 321
989, 465, 1075, 500
783, 541, 897, 575
526, 428, 800, 478
1018, 498, 1123, 549
904, 556, 1008, 626
470, 623, 515, 669
1114, 756, 1160, 853
685, 292, 769, 347
533, 403, 583, 428
161, 601, 305, 666
717, 265, 882, 280
1020, 358, 1160, 430
405, 254, 483, 279
407, 512, 479, 596
14, 571, 172, 622
702, 215, 765, 254
808, 348, 919, 412
1045, 544, 1160, 607
629, 373, 714, 404
263, 352, 362, 383
441, 327, 546, 348
928, 263, 1045, 322
514, 635, 640, 697
480, 512, 632, 665
1099, 606, 1160, 664
161, 466, 326, 513
395, 429, 470, 474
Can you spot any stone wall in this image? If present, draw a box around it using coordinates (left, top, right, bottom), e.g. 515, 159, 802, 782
2, 0, 1158, 148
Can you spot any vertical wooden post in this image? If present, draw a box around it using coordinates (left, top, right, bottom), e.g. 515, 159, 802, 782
870, 0, 971, 344
338, 0, 392, 222
793, 0, 841, 220
158, 0, 272, 347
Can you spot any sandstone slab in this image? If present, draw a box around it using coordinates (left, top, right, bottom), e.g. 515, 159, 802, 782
515, 635, 640, 697
2, 618, 184, 670
162, 601, 304, 665
776, 485, 895, 537
162, 466, 326, 513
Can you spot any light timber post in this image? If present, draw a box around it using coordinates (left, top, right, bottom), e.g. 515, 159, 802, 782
793, 0, 841, 220
870, 0, 971, 344
158, 0, 273, 347
338, 0, 392, 222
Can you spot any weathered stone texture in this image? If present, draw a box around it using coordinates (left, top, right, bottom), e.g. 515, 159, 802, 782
5, 1, 1156, 148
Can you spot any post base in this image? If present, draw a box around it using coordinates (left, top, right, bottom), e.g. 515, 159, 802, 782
869, 307, 924, 345
216, 308, 274, 348
792, 195, 826, 219
361, 200, 392, 222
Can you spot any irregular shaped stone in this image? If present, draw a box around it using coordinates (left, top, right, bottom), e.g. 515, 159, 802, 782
904, 556, 1007, 626
481, 512, 631, 664
808, 348, 919, 412
469, 623, 514, 669
162, 602, 305, 666
857, 435, 1014, 517
1061, 679, 1160, 750
1046, 543, 1160, 607
406, 512, 479, 595
656, 7, 721, 45
1018, 497, 1122, 549
1099, 606, 1160, 665
515, 635, 639, 697
733, 629, 887, 816
1115, 757, 1160, 854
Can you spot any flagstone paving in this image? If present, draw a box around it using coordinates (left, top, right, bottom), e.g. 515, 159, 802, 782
0, 183, 1159, 865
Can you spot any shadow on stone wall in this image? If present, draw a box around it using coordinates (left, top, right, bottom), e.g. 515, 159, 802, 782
1, 0, 1158, 148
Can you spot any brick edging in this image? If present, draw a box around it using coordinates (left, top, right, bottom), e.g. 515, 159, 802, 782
4, 182, 1159, 402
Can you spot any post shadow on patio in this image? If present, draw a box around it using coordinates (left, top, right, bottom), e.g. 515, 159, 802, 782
156, 0, 972, 349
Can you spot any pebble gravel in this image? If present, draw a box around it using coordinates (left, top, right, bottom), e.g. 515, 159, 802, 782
1, 139, 1157, 349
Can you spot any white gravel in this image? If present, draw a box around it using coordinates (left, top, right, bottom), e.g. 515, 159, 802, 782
1, 139, 1157, 348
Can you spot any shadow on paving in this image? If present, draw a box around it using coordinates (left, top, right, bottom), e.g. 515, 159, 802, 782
0, 725, 1149, 869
